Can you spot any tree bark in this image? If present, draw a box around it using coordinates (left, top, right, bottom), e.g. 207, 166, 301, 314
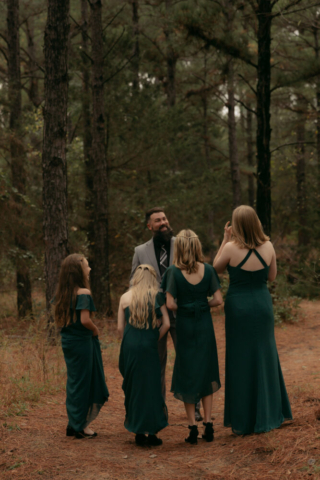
25, 17, 40, 108
81, 0, 94, 257
42, 0, 69, 320
227, 59, 242, 209
296, 96, 308, 247
7, 0, 33, 318
131, 0, 140, 92
165, 0, 177, 107
256, 0, 272, 236
313, 26, 320, 215
246, 104, 255, 207
89, 0, 112, 315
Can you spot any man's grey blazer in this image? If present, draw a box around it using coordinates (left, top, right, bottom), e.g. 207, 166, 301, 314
130, 237, 176, 284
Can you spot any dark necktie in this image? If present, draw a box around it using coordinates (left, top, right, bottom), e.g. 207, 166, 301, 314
160, 245, 168, 278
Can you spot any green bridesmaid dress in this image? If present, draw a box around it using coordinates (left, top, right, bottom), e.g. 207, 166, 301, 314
119, 294, 168, 435
161, 264, 221, 404
61, 294, 109, 432
224, 249, 292, 435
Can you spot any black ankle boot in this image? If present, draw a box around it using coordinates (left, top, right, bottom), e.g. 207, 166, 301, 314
148, 434, 163, 446
135, 433, 147, 446
185, 425, 198, 444
66, 425, 76, 437
202, 422, 214, 442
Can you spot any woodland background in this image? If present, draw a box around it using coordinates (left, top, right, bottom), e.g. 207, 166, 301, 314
1, 0, 320, 322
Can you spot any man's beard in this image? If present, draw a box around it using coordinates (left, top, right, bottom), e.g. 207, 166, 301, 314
153, 225, 174, 244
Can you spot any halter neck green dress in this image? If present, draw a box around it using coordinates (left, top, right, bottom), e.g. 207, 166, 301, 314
119, 294, 168, 435
224, 249, 292, 435
161, 264, 221, 404
60, 294, 109, 432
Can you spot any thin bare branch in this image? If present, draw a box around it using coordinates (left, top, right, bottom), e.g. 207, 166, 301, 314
103, 53, 136, 85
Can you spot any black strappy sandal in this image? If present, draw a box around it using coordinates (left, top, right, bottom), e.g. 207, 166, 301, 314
202, 422, 214, 442
185, 425, 199, 445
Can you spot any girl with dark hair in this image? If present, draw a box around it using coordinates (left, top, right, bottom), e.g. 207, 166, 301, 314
55, 253, 109, 438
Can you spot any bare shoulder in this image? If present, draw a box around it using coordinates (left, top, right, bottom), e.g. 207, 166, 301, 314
120, 290, 132, 308
77, 288, 91, 295
224, 241, 237, 252
262, 241, 275, 254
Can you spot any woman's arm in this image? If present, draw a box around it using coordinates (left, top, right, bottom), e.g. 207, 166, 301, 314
208, 289, 223, 307
158, 305, 170, 340
213, 221, 232, 273
117, 296, 126, 338
80, 310, 99, 336
268, 246, 277, 282
166, 292, 178, 311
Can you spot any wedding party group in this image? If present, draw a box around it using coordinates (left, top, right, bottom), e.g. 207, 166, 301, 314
54, 205, 292, 446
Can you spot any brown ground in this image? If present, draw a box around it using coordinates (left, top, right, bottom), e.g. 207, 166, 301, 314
1, 300, 320, 480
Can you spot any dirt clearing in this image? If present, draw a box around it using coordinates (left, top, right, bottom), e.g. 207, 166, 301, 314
1, 300, 320, 479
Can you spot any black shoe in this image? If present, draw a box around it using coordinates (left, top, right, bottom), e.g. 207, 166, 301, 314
148, 434, 163, 446
185, 425, 198, 445
66, 425, 76, 437
195, 406, 203, 422
75, 430, 97, 439
135, 433, 148, 446
202, 422, 214, 442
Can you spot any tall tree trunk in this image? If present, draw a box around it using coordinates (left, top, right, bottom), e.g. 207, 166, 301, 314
313, 27, 320, 216
256, 0, 272, 236
131, 0, 140, 92
80, 0, 94, 255
25, 17, 40, 108
227, 59, 241, 209
296, 96, 308, 247
165, 0, 177, 107
246, 104, 255, 207
42, 0, 69, 320
89, 0, 112, 315
7, 0, 33, 318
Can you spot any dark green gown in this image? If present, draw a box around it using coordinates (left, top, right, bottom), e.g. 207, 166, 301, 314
119, 295, 168, 435
61, 294, 109, 432
161, 264, 221, 404
224, 249, 292, 435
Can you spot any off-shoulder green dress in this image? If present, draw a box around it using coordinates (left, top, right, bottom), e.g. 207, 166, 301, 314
60, 294, 109, 432
119, 295, 168, 435
161, 264, 221, 404
224, 249, 292, 434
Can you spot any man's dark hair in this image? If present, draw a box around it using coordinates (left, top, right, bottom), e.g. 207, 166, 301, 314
145, 207, 166, 224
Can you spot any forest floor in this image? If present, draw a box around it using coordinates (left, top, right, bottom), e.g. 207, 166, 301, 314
1, 300, 320, 480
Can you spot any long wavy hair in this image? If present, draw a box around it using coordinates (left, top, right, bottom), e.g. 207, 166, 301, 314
54, 254, 90, 328
130, 264, 159, 329
232, 206, 269, 249
173, 229, 204, 274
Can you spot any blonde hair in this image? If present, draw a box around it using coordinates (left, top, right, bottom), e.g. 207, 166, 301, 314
232, 205, 269, 249
173, 229, 204, 274
55, 254, 90, 328
130, 264, 159, 329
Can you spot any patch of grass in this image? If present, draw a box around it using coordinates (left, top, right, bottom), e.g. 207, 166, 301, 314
3, 422, 21, 431
6, 461, 25, 471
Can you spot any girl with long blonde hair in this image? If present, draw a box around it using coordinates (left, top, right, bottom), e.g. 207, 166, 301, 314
55, 254, 109, 439
214, 206, 292, 435
118, 264, 170, 446
161, 229, 223, 445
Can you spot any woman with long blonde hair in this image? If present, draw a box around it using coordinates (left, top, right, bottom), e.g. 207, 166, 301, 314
214, 206, 292, 435
55, 254, 109, 438
118, 264, 170, 446
161, 230, 223, 445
